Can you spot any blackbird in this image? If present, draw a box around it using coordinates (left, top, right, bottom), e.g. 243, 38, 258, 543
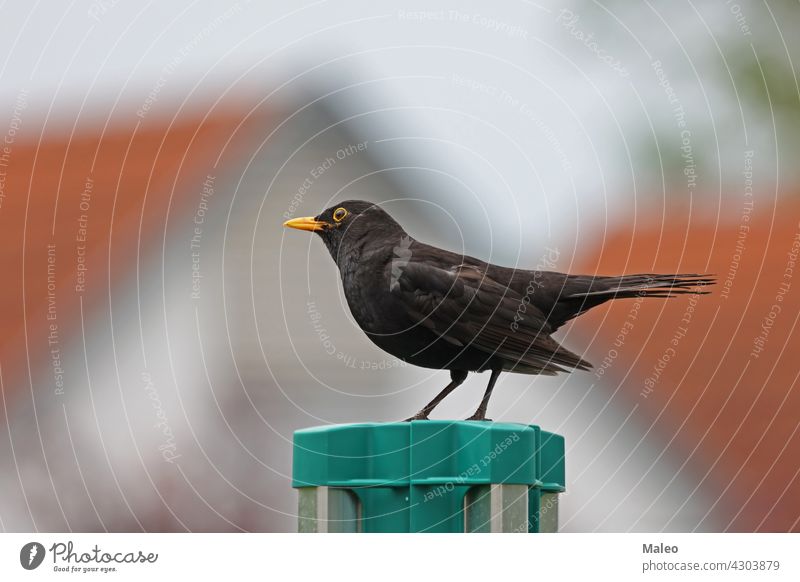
284, 200, 714, 421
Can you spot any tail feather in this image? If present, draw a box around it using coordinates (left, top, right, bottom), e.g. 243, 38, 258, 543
547, 273, 715, 330
566, 273, 715, 299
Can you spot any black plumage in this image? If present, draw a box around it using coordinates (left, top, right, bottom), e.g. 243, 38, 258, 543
284, 200, 714, 421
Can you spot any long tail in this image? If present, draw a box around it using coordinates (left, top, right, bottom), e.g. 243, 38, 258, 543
566, 273, 716, 300
548, 273, 715, 329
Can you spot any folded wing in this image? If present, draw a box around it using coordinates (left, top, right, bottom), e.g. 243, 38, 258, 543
392, 262, 592, 374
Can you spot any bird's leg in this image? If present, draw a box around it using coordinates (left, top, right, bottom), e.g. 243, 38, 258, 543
405, 370, 469, 421
466, 368, 502, 421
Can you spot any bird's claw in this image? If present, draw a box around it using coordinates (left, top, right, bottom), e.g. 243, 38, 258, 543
404, 412, 430, 421
465, 414, 492, 422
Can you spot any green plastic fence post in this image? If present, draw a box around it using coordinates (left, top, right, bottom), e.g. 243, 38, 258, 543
292, 421, 566, 533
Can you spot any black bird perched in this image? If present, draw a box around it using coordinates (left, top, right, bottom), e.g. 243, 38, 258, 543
284, 201, 714, 421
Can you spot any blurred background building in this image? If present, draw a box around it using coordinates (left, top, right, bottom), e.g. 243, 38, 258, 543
0, 0, 798, 532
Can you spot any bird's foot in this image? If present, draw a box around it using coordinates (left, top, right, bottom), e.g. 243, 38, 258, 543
465, 413, 492, 422
404, 411, 430, 421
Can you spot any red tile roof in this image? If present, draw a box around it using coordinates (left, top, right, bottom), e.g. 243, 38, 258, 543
572, 202, 800, 531
0, 102, 263, 403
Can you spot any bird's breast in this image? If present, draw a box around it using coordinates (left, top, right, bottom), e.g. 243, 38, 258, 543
339, 255, 398, 332
343, 283, 409, 335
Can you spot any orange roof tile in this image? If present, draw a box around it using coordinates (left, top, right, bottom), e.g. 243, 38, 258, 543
572, 201, 800, 531
0, 102, 264, 402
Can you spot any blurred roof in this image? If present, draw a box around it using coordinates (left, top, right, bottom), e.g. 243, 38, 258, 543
0, 99, 263, 403
571, 200, 800, 532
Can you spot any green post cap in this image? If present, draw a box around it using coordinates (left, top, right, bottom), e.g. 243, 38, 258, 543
292, 421, 565, 533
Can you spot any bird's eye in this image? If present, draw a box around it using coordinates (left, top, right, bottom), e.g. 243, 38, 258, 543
333, 207, 348, 222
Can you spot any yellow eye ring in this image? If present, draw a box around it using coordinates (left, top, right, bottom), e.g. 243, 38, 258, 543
333, 207, 348, 222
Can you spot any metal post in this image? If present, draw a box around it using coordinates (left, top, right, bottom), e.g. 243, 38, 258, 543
298, 487, 360, 533
465, 484, 530, 533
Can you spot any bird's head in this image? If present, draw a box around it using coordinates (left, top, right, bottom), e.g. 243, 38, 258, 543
283, 200, 404, 261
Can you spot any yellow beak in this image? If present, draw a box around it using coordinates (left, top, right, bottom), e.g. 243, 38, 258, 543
283, 216, 328, 232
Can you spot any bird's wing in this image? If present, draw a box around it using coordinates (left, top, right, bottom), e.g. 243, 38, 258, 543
392, 261, 591, 373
